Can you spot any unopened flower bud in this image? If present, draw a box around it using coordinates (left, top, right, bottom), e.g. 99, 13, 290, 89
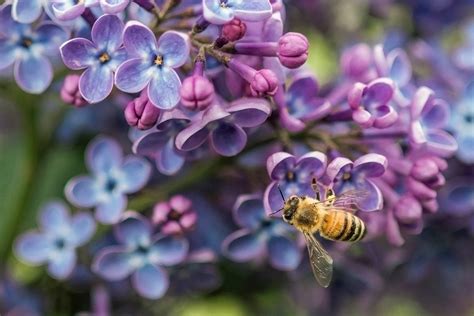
60, 74, 87, 107
124, 91, 161, 130
222, 18, 247, 42
277, 32, 309, 69
394, 195, 422, 224
250, 69, 278, 97
180, 62, 215, 111
410, 158, 439, 181
341, 44, 373, 81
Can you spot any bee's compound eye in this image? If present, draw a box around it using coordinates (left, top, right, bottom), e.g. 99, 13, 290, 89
283, 213, 292, 222
289, 196, 299, 205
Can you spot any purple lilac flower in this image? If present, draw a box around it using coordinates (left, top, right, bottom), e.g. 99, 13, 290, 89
348, 77, 399, 129
277, 73, 331, 132
374, 45, 413, 91
222, 194, 302, 270
65, 136, 152, 224
152, 195, 198, 235
92, 212, 189, 299
115, 22, 190, 109
14, 201, 96, 279
133, 108, 191, 175
60, 14, 128, 103
264, 151, 327, 214
451, 81, 474, 163
176, 98, 271, 156
409, 86, 458, 157
203, 0, 273, 25
326, 153, 387, 212
0, 5, 67, 93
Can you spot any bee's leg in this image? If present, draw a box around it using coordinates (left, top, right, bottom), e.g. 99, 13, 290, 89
325, 188, 336, 206
311, 178, 321, 201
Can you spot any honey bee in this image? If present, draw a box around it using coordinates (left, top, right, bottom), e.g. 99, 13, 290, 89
276, 179, 367, 287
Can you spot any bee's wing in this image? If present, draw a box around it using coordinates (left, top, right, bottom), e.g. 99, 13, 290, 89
331, 189, 369, 210
303, 232, 333, 287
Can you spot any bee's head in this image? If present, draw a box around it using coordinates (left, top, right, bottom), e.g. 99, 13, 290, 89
282, 195, 300, 224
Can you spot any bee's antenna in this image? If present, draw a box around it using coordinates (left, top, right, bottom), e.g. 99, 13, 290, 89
278, 185, 286, 202
269, 207, 284, 216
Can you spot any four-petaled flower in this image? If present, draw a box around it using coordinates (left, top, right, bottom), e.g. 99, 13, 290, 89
326, 153, 388, 212
153, 195, 198, 235
278, 74, 331, 132
0, 5, 68, 93
60, 14, 128, 103
14, 201, 96, 279
115, 22, 190, 109
203, 0, 273, 25
264, 151, 327, 214
92, 212, 189, 299
65, 136, 152, 224
222, 194, 302, 270
348, 77, 398, 129
176, 98, 271, 156
409, 86, 458, 157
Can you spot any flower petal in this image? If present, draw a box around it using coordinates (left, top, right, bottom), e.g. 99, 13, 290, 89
48, 248, 76, 279
233, 194, 265, 230
92, 246, 133, 281
156, 138, 186, 175
114, 212, 152, 248
14, 54, 52, 94
353, 153, 387, 178
12, 0, 43, 23
0, 5, 28, 37
227, 98, 271, 127
268, 235, 301, 271
266, 152, 296, 180
0, 39, 17, 70
95, 194, 127, 224
39, 201, 70, 234
203, 0, 235, 24
35, 22, 68, 55
100, 0, 130, 14
65, 175, 100, 208
295, 151, 327, 182
147, 67, 181, 109
118, 156, 151, 194
70, 212, 96, 246
222, 229, 265, 262
86, 136, 123, 174
60, 38, 97, 70
79, 66, 114, 103
421, 98, 450, 129
133, 131, 169, 157
387, 48, 412, 87
52, 0, 86, 21
210, 123, 247, 156
232, 0, 273, 22
122, 21, 157, 57
115, 58, 153, 93
157, 31, 190, 68
365, 77, 394, 105
14, 231, 50, 265
326, 157, 353, 182
411, 86, 434, 119
92, 14, 124, 52
425, 129, 458, 157
149, 235, 189, 266
288, 75, 319, 100
131, 264, 169, 299
354, 179, 384, 212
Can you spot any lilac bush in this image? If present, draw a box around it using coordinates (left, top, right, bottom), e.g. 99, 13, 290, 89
0, 0, 471, 314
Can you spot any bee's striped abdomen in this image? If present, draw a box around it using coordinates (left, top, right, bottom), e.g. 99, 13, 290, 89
320, 211, 366, 242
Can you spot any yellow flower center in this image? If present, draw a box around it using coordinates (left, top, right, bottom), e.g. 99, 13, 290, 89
99, 52, 110, 63
154, 55, 163, 66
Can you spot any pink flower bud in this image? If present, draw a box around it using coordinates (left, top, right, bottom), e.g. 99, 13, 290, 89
277, 32, 309, 69
394, 195, 422, 224
124, 91, 161, 130
180, 75, 215, 111
60, 74, 87, 107
341, 44, 374, 81
250, 69, 278, 97
410, 158, 439, 181
222, 18, 247, 42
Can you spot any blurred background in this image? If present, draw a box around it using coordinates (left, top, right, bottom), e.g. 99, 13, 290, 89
1, 0, 474, 315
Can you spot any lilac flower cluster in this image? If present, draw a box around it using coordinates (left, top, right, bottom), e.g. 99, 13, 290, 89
2, 0, 467, 314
